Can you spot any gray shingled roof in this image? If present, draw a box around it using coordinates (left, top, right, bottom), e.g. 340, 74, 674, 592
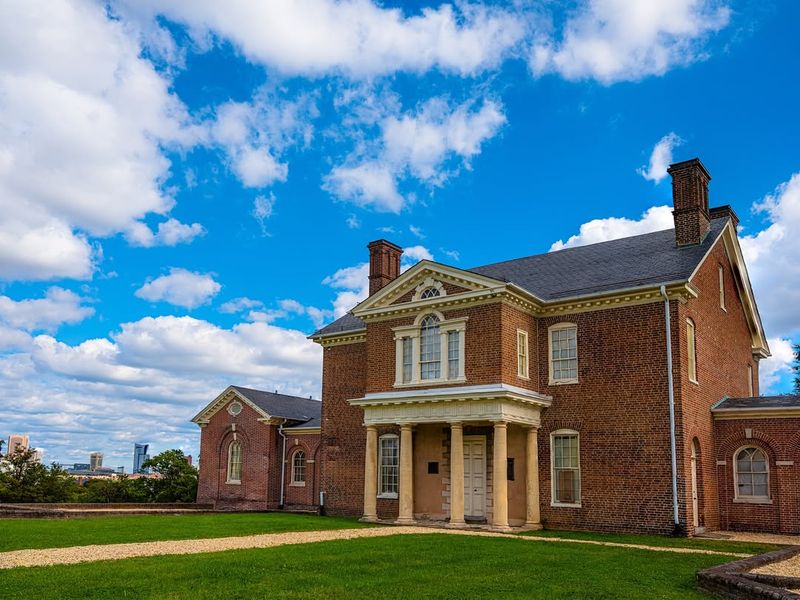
713, 395, 800, 411
311, 217, 728, 337
232, 386, 320, 424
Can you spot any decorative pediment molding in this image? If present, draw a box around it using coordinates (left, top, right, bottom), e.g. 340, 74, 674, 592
191, 386, 272, 425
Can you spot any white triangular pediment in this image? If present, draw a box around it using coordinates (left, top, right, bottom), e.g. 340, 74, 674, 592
191, 386, 272, 424
352, 260, 508, 316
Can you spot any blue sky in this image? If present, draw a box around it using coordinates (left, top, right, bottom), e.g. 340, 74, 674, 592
0, 0, 798, 470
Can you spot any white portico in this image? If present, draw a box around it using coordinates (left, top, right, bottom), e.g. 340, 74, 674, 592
350, 383, 552, 530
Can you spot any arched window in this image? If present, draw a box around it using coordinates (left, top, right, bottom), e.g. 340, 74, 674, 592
292, 450, 306, 485
419, 287, 440, 300
734, 447, 769, 500
419, 314, 441, 380
227, 441, 242, 484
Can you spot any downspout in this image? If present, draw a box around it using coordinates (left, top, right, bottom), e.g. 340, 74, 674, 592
278, 419, 287, 509
660, 285, 681, 533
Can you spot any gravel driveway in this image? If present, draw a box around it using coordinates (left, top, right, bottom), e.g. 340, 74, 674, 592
0, 526, 749, 569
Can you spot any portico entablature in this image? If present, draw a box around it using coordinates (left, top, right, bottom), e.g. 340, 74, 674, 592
348, 383, 552, 427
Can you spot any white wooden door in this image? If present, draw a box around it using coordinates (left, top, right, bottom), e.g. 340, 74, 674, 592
691, 440, 699, 529
463, 436, 486, 519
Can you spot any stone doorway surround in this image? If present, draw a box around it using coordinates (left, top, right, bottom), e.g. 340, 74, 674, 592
351, 383, 552, 532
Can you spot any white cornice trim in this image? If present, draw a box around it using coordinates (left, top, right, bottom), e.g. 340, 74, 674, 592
349, 382, 552, 407
191, 386, 272, 424
712, 406, 800, 419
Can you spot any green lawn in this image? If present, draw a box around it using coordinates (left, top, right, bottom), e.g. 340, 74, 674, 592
0, 534, 738, 599
0, 513, 367, 551
520, 528, 782, 556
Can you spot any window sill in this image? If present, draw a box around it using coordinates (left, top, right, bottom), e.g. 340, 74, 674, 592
517, 374, 530, 381
289, 482, 306, 487
733, 497, 772, 505
549, 379, 579, 386
394, 377, 467, 388
226, 480, 241, 485
689, 378, 699, 385
377, 493, 398, 500
551, 502, 582, 508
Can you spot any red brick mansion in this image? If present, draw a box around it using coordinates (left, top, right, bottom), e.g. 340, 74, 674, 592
194, 158, 800, 535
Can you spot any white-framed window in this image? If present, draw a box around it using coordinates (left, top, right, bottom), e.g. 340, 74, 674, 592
734, 446, 770, 502
551, 430, 580, 507
420, 287, 440, 299
420, 314, 442, 380
227, 441, 242, 484
378, 434, 399, 498
719, 265, 726, 311
687, 318, 698, 383
393, 312, 466, 386
411, 277, 446, 302
517, 329, 529, 379
291, 450, 306, 485
548, 323, 578, 384
748, 364, 754, 397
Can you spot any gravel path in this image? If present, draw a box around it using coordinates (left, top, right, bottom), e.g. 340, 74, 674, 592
0, 527, 750, 570
753, 554, 800, 577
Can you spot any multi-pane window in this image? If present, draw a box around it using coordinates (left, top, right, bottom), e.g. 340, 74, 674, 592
292, 450, 306, 484
419, 314, 441, 380
517, 330, 529, 378
687, 319, 697, 383
552, 432, 580, 505
447, 330, 460, 379
379, 435, 399, 497
550, 325, 578, 382
420, 287, 440, 299
719, 265, 726, 311
735, 447, 769, 499
227, 441, 242, 483
401, 337, 413, 383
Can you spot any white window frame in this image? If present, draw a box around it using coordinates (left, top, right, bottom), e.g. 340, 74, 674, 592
548, 323, 578, 385
226, 441, 242, 484
378, 434, 399, 499
733, 446, 771, 504
719, 265, 727, 312
687, 318, 698, 384
411, 277, 447, 302
290, 450, 306, 486
550, 429, 581, 508
393, 312, 467, 387
517, 329, 529, 379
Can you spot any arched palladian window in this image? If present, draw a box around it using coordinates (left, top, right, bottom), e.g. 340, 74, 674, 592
227, 441, 242, 484
393, 311, 466, 385
291, 450, 306, 485
734, 447, 770, 501
419, 287, 440, 300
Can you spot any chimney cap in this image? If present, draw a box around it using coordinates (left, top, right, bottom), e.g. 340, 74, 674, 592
667, 157, 711, 181
367, 239, 403, 252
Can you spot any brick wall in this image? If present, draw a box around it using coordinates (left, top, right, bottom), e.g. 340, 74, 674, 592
282, 432, 322, 509
320, 341, 368, 516
679, 240, 759, 534
714, 418, 800, 534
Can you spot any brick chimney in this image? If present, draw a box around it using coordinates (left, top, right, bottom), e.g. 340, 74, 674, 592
668, 158, 711, 246
367, 239, 402, 295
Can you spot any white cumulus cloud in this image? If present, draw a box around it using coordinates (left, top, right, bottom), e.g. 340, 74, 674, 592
135, 268, 222, 309
550, 206, 674, 250
0, 287, 94, 333
638, 133, 683, 183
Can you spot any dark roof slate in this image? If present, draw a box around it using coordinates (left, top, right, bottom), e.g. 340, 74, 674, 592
311, 218, 728, 337
232, 386, 320, 424
470, 218, 727, 301
713, 395, 800, 410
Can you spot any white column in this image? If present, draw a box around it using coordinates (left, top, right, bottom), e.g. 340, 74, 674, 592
525, 427, 542, 530
492, 421, 510, 530
362, 425, 378, 522
396, 423, 415, 524
449, 422, 465, 527
411, 335, 421, 383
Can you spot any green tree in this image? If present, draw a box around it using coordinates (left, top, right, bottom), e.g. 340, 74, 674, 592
139, 449, 198, 503
0, 448, 81, 503
794, 344, 800, 394
80, 476, 149, 503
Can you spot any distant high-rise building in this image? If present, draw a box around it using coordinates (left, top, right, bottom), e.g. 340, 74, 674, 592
89, 452, 103, 471
185, 455, 193, 466
31, 448, 44, 463
133, 443, 149, 473
6, 434, 29, 455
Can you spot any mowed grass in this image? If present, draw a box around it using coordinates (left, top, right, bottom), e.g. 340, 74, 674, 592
520, 528, 782, 556
0, 513, 367, 551
0, 534, 736, 599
